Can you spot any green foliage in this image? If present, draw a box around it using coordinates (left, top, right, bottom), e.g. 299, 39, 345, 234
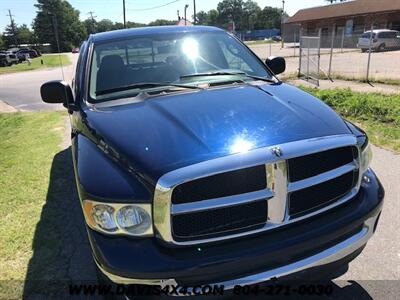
16, 24, 35, 44
148, 19, 176, 26
96, 19, 115, 33
217, 0, 245, 29
302, 88, 400, 126
255, 6, 286, 29
3, 22, 19, 47
196, 9, 219, 26
0, 54, 70, 74
0, 34, 5, 49
0, 112, 64, 295
127, 21, 146, 28
302, 87, 400, 152
197, 0, 285, 31
2, 23, 36, 48
33, 0, 86, 52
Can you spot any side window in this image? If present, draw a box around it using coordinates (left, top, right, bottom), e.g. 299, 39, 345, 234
217, 40, 252, 73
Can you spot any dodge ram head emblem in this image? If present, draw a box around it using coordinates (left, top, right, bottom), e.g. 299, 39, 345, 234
271, 146, 283, 157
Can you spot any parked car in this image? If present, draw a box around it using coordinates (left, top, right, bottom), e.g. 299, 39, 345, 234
72, 47, 80, 53
3, 51, 19, 64
271, 35, 282, 42
0, 52, 12, 67
358, 29, 400, 52
41, 26, 384, 298
16, 48, 39, 58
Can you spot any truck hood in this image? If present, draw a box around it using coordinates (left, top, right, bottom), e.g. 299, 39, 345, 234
84, 83, 351, 183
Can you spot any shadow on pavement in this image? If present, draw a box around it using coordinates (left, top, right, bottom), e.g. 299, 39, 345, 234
23, 147, 97, 299
21, 147, 374, 300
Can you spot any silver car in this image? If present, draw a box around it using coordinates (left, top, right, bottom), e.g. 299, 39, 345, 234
358, 29, 400, 52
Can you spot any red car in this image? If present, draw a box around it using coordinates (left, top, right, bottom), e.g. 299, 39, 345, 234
72, 47, 80, 53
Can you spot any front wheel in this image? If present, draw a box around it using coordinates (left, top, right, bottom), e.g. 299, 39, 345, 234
378, 44, 386, 52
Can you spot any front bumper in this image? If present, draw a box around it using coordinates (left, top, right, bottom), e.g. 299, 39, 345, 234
88, 168, 384, 289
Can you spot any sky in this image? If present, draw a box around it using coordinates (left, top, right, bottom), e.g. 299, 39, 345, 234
0, 0, 328, 32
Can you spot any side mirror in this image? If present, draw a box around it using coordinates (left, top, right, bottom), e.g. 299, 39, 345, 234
265, 56, 286, 75
41, 80, 74, 106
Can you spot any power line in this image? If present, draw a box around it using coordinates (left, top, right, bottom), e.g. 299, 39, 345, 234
127, 0, 181, 12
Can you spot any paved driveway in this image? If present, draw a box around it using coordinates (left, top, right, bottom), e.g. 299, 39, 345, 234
0, 53, 77, 111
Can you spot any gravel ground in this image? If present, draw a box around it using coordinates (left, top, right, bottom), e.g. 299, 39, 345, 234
249, 43, 400, 80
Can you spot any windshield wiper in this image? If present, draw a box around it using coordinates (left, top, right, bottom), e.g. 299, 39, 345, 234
180, 71, 278, 83
180, 71, 246, 79
242, 74, 278, 83
96, 82, 201, 96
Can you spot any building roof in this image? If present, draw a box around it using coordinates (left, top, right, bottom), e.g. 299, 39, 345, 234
176, 19, 193, 26
91, 25, 222, 42
286, 0, 400, 24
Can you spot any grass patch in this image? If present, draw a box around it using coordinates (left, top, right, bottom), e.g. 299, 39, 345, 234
301, 87, 400, 152
0, 54, 71, 74
0, 112, 65, 298
320, 73, 400, 86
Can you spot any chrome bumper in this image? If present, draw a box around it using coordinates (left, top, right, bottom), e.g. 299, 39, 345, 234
96, 212, 381, 293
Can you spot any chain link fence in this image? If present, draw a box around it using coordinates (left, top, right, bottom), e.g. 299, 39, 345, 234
299, 36, 320, 85
247, 28, 400, 84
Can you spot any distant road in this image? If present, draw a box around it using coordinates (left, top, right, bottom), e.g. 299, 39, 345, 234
0, 53, 77, 111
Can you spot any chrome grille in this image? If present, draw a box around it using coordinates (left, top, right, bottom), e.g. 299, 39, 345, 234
172, 165, 266, 204
154, 135, 361, 246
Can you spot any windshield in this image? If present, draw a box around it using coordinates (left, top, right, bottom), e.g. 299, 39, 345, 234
89, 31, 271, 102
361, 32, 376, 39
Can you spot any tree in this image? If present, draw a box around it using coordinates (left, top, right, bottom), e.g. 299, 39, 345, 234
127, 21, 146, 28
207, 9, 219, 26
147, 19, 176, 26
0, 34, 5, 49
83, 18, 97, 35
96, 19, 115, 33
33, 0, 86, 52
17, 24, 35, 44
217, 0, 245, 30
3, 22, 19, 47
196, 9, 219, 26
254, 6, 286, 29
243, 0, 261, 30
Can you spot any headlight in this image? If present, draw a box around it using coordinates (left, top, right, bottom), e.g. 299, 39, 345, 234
359, 136, 372, 175
83, 200, 153, 236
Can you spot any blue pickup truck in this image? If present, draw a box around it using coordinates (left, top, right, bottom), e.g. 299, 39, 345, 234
41, 26, 383, 298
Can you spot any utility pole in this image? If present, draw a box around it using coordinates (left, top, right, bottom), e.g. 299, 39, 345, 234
193, 0, 196, 24
6, 9, 18, 46
177, 10, 180, 20
281, 0, 285, 48
88, 11, 97, 33
123, 0, 126, 28
184, 4, 189, 25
